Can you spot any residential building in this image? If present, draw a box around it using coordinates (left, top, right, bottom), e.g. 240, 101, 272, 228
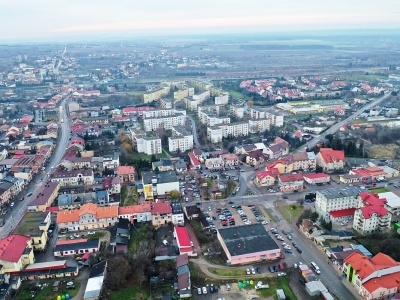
217, 224, 281, 265
102, 153, 119, 170
176, 254, 192, 298
316, 148, 345, 171
0, 234, 35, 273
0, 181, 13, 206
56, 203, 119, 231
64, 157, 91, 169
174, 86, 194, 101
184, 91, 210, 110
278, 173, 304, 192
248, 119, 271, 134
246, 149, 266, 166
221, 153, 239, 167
220, 122, 249, 139
230, 105, 244, 118
102, 177, 121, 195
353, 192, 391, 235
14, 212, 51, 251
188, 151, 201, 170
54, 239, 100, 257
198, 110, 230, 127
175, 159, 188, 174
151, 202, 172, 227
50, 169, 94, 186
169, 126, 194, 153
159, 98, 172, 109
255, 169, 279, 187
118, 204, 152, 223
117, 166, 135, 183
143, 113, 186, 131
207, 126, 223, 144
343, 252, 400, 300
315, 187, 364, 221
141, 86, 170, 103
292, 152, 317, 171
303, 173, 331, 184
171, 201, 184, 226
138, 136, 162, 155
264, 139, 289, 160
152, 159, 174, 172
205, 157, 224, 170
214, 92, 229, 105
142, 170, 179, 200
27, 181, 60, 212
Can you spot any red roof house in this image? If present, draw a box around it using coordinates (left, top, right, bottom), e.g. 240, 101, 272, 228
174, 226, 192, 254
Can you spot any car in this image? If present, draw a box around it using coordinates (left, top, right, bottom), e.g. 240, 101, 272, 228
269, 266, 275, 273
10, 202, 14, 207
210, 285, 215, 293
296, 247, 303, 253
20, 197, 24, 201
246, 268, 251, 275
251, 268, 256, 275
273, 266, 279, 272
27, 192, 32, 197
284, 249, 293, 254
292, 242, 298, 247
208, 206, 212, 211
69, 235, 75, 240
81, 234, 87, 238
282, 230, 288, 235
88, 231, 96, 235
256, 267, 261, 274
294, 263, 298, 268
226, 283, 231, 291
287, 235, 292, 240
66, 285, 76, 289
228, 201, 234, 204
277, 272, 286, 277
197, 287, 202, 295
73, 233, 80, 238
202, 286, 207, 294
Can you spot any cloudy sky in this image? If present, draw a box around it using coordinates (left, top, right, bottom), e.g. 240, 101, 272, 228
1, 0, 399, 41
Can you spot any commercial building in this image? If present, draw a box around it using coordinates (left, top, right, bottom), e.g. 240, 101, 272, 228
54, 238, 100, 257
49, 169, 94, 186
174, 227, 194, 256
316, 148, 345, 171
142, 170, 179, 200
303, 173, 331, 185
278, 173, 304, 192
27, 182, 60, 212
343, 252, 400, 300
217, 224, 281, 265
255, 169, 279, 187
20, 260, 79, 280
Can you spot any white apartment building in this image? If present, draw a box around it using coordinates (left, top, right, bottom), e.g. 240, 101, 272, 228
168, 126, 194, 153
315, 187, 363, 221
207, 126, 223, 144
136, 136, 162, 155
231, 105, 244, 119
193, 90, 210, 103
215, 92, 229, 105
220, 122, 249, 138
102, 153, 120, 170
198, 111, 230, 127
143, 109, 186, 119
270, 112, 284, 127
249, 108, 283, 127
353, 192, 392, 235
143, 114, 186, 131
183, 90, 210, 111
248, 119, 271, 133
159, 98, 172, 109
184, 97, 199, 111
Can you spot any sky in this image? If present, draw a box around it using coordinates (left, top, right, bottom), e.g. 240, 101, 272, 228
1, 0, 400, 42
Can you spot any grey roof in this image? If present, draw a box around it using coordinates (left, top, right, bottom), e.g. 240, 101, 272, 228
142, 170, 178, 185
54, 239, 100, 253
317, 187, 363, 200
58, 194, 73, 206
218, 224, 279, 257
116, 228, 130, 236
175, 159, 187, 170
171, 201, 183, 214
116, 236, 129, 245
177, 265, 189, 276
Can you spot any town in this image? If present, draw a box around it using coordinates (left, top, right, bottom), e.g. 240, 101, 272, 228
0, 37, 399, 300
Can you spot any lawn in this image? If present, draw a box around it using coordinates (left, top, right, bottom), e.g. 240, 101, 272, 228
132, 151, 169, 161
250, 277, 297, 300
368, 187, 390, 193
87, 231, 105, 240
121, 186, 138, 206
283, 204, 303, 219
209, 267, 245, 277
17, 280, 81, 300
109, 285, 150, 300
226, 89, 252, 101
264, 208, 277, 223
128, 223, 148, 254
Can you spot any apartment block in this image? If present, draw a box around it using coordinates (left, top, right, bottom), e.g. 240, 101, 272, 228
143, 108, 186, 119
183, 90, 210, 111
143, 114, 186, 131
198, 110, 230, 127
220, 122, 249, 138
249, 108, 283, 127
207, 126, 223, 144
159, 98, 172, 109
215, 92, 229, 105
169, 126, 194, 153
230, 105, 244, 119
173, 85, 194, 101
248, 118, 271, 133
141, 86, 170, 103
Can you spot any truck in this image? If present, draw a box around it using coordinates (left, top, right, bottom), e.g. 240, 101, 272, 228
255, 281, 270, 290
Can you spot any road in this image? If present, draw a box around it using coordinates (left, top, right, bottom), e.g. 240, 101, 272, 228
186, 115, 200, 147
0, 98, 70, 240
295, 91, 393, 152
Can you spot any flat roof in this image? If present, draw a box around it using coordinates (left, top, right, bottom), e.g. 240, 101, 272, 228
379, 192, 400, 208
142, 170, 178, 185
218, 224, 279, 257
24, 260, 67, 271
317, 186, 363, 200
54, 238, 100, 252
14, 212, 48, 237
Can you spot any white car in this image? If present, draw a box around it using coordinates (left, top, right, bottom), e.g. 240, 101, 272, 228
202, 286, 207, 294
251, 268, 256, 275
10, 202, 14, 207
261, 221, 269, 225
73, 233, 80, 238
197, 287, 202, 295
277, 272, 287, 277
88, 231, 96, 235
294, 263, 298, 268
246, 268, 251, 275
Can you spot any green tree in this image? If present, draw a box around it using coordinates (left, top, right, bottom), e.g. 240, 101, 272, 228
169, 190, 181, 200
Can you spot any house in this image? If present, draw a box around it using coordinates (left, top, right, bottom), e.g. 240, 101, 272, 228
114, 218, 130, 253
278, 173, 304, 192
101, 177, 121, 195
246, 150, 266, 166
118, 204, 152, 223
175, 159, 187, 174
176, 254, 191, 298
292, 152, 316, 171
299, 219, 324, 240
316, 148, 345, 171
188, 151, 201, 169
117, 166, 135, 183
174, 227, 194, 256
152, 159, 174, 172
221, 153, 239, 167
27, 182, 60, 212
303, 173, 331, 185
353, 192, 391, 235
151, 202, 173, 227
84, 260, 107, 300
255, 169, 278, 187
54, 239, 100, 257
171, 201, 184, 226
56, 203, 119, 231
0, 234, 35, 273
343, 252, 400, 300
102, 153, 119, 170
205, 157, 223, 170
14, 212, 51, 251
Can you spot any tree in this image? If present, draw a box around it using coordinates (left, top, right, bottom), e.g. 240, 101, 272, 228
315, 166, 323, 173
169, 190, 181, 200
104, 254, 132, 290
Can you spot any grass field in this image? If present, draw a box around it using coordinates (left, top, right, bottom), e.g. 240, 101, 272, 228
264, 208, 277, 223
284, 204, 303, 219
87, 231, 105, 240
209, 267, 245, 277
18, 281, 81, 300
109, 285, 151, 300
368, 187, 390, 193
226, 89, 252, 100
132, 151, 169, 160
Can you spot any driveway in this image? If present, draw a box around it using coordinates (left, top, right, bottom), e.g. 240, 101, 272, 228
71, 268, 90, 300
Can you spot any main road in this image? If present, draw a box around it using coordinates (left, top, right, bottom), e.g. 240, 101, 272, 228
0, 98, 71, 239
294, 91, 393, 152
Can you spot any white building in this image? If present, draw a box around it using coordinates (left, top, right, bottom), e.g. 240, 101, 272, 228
215, 92, 229, 105
220, 122, 249, 138
49, 169, 94, 186
137, 136, 162, 155
230, 105, 245, 119
102, 153, 120, 170
143, 114, 186, 131
207, 126, 223, 144
171, 201, 185, 226
248, 119, 271, 133
168, 126, 194, 153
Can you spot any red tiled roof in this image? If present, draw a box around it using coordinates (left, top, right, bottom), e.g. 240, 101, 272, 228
188, 151, 201, 166
0, 234, 30, 262
118, 204, 151, 215
256, 169, 279, 180
318, 148, 345, 163
359, 192, 389, 219
122, 106, 153, 114
117, 166, 135, 175
151, 202, 172, 214
279, 173, 304, 182
329, 208, 356, 218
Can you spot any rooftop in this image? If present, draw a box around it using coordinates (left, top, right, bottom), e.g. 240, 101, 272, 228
317, 186, 364, 200
14, 212, 49, 237
54, 238, 100, 253
0, 234, 30, 263
142, 170, 178, 185
218, 224, 279, 257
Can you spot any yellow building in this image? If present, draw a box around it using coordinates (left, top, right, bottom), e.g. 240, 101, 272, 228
0, 234, 35, 273
14, 212, 52, 251
141, 87, 170, 103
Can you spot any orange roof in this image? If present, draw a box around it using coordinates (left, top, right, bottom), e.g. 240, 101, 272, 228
117, 166, 135, 175
318, 148, 345, 163
363, 272, 400, 294
56, 239, 88, 245
57, 203, 118, 224
118, 204, 151, 215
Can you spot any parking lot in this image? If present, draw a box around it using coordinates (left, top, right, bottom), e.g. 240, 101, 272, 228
193, 282, 258, 300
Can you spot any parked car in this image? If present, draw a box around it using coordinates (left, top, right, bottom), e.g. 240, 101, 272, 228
251, 268, 256, 275
197, 287, 202, 295
202, 286, 207, 294
88, 231, 96, 235
246, 268, 251, 275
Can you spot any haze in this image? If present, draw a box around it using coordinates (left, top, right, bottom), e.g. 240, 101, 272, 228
1, 0, 400, 42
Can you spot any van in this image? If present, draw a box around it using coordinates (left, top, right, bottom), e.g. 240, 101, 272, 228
53, 281, 61, 291
162, 240, 169, 246
310, 262, 321, 274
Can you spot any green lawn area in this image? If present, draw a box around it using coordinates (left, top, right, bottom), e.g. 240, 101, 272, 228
209, 267, 245, 277
226, 89, 252, 100
368, 187, 391, 193
17, 280, 81, 300
264, 208, 277, 223
132, 151, 169, 161
121, 186, 138, 206
249, 277, 297, 299
87, 231, 105, 240
109, 285, 150, 300
128, 223, 148, 254
283, 204, 303, 219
